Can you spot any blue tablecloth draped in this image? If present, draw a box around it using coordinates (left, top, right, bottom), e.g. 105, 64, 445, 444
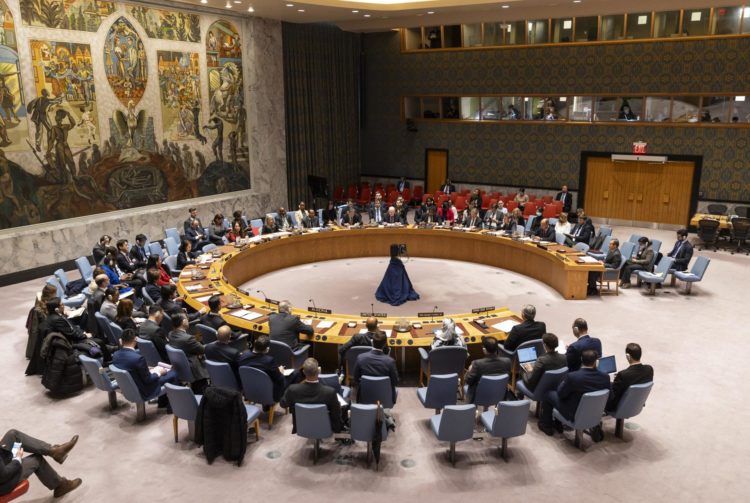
375, 258, 420, 306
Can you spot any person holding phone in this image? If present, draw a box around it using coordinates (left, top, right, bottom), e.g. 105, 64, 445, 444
0, 429, 81, 498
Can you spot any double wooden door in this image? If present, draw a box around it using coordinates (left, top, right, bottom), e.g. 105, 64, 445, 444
425, 149, 448, 194
584, 157, 695, 225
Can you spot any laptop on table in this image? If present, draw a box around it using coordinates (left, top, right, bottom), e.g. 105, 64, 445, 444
518, 346, 538, 373
597, 355, 617, 375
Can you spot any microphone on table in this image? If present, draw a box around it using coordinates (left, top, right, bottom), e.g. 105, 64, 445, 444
309, 298, 317, 310
371, 303, 375, 316
431, 305, 439, 323
257, 289, 274, 310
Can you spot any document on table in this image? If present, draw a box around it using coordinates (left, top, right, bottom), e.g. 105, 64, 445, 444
228, 309, 263, 321
577, 256, 600, 263
492, 319, 520, 332
195, 294, 217, 303
359, 328, 392, 337
337, 393, 348, 407
185, 285, 203, 292
316, 320, 334, 329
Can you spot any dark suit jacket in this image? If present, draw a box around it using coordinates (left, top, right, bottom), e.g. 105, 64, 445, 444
261, 224, 278, 235
169, 329, 208, 380
184, 226, 205, 247
112, 347, 162, 398
0, 447, 21, 496
238, 351, 286, 401
397, 180, 410, 192
338, 331, 375, 360
607, 363, 654, 411
368, 201, 387, 222
566, 335, 602, 372
92, 243, 107, 265
571, 222, 594, 243
556, 191, 573, 213
353, 349, 399, 404
274, 214, 293, 230
205, 341, 242, 380
604, 248, 622, 268
138, 319, 169, 361
200, 312, 226, 331
556, 367, 610, 420
301, 215, 320, 228
522, 351, 567, 391
464, 354, 512, 403
668, 240, 693, 271
145, 283, 162, 303
503, 320, 547, 352
116, 251, 137, 274
269, 312, 313, 349
342, 212, 362, 226
280, 381, 343, 433
441, 183, 456, 194
384, 213, 405, 225
535, 225, 556, 240
129, 245, 148, 268
45, 312, 86, 343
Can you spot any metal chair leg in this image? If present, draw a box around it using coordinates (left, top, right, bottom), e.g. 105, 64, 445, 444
172, 416, 179, 442
449, 441, 456, 466
108, 391, 118, 410
313, 439, 320, 464
501, 438, 509, 462
267, 404, 275, 429
615, 418, 624, 439
136, 402, 146, 422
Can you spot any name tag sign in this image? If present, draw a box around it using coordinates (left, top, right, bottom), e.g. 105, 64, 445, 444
418, 312, 444, 318
472, 306, 495, 314
360, 312, 388, 318
265, 298, 280, 306
308, 306, 332, 315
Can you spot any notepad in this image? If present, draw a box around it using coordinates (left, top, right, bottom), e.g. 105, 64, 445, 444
228, 309, 263, 321
492, 319, 520, 332
316, 321, 334, 329
302, 319, 313, 326
577, 256, 600, 263
337, 393, 348, 407
185, 285, 203, 292
195, 294, 216, 303
283, 368, 295, 377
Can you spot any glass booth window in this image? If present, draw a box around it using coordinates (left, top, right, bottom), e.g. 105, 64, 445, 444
601, 15, 625, 40
671, 96, 702, 122
443, 25, 462, 48
504, 21, 526, 45
425, 27, 441, 48
403, 97, 420, 119
575, 16, 599, 41
527, 19, 549, 44
627, 12, 653, 38
643, 97, 672, 122
683, 9, 711, 36
483, 23, 503, 46
501, 97, 524, 119
462, 23, 482, 47
442, 97, 460, 119
422, 97, 441, 118
553, 97, 570, 120
711, 6, 743, 35
551, 18, 574, 42
481, 97, 502, 120
460, 97, 481, 120
701, 96, 732, 122
569, 96, 594, 121
743, 7, 750, 33
404, 28, 423, 50
731, 96, 749, 122
654, 11, 682, 37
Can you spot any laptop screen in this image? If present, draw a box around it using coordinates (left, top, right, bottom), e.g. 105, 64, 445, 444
517, 346, 537, 363
598, 355, 617, 374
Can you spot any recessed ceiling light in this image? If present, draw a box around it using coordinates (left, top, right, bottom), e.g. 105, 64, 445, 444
298, 8, 305, 12
364, 14, 371, 17
233, 1, 241, 3
352, 10, 359, 13
502, 4, 510, 8
573, 0, 581, 3
200, 0, 207, 3
225, 1, 231, 7
247, 6, 254, 12
286, 3, 294, 7
427, 11, 434, 15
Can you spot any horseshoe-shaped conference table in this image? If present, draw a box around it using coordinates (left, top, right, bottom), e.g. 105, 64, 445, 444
176, 226, 603, 371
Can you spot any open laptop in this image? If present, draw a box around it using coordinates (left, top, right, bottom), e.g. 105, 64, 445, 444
597, 355, 617, 375
518, 346, 538, 373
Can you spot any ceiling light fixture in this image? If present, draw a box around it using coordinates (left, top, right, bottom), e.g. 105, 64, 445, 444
200, 0, 207, 3
298, 9, 305, 12
247, 6, 254, 12
364, 14, 371, 17
233, 0, 241, 3
502, 4, 509, 8
427, 11, 434, 14
573, 0, 581, 3
286, 3, 294, 7
352, 10, 359, 13
225, 1, 231, 7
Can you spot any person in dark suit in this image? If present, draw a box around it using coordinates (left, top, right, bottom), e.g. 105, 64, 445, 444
620, 237, 654, 288
274, 207, 293, 231
464, 336, 512, 403
115, 239, 139, 275
368, 193, 387, 223
353, 331, 399, 405
92, 235, 112, 265
322, 200, 337, 227
441, 178, 456, 194
534, 218, 556, 240
138, 305, 169, 362
539, 349, 610, 436
200, 295, 226, 331
383, 206, 405, 225
44, 298, 88, 344
0, 430, 81, 498
301, 209, 320, 228
502, 305, 547, 352
606, 343, 654, 412
259, 215, 277, 235
183, 207, 202, 234
129, 234, 148, 269
521, 333, 568, 391
144, 269, 163, 304
588, 238, 623, 295
341, 207, 362, 227
397, 177, 409, 192
159, 284, 206, 322
112, 328, 178, 408
667, 228, 693, 271
238, 335, 287, 401
280, 357, 343, 434
338, 317, 379, 371
269, 301, 313, 350
462, 207, 482, 228
185, 219, 210, 252
205, 326, 242, 379
556, 185, 573, 213
566, 318, 602, 372
566, 214, 594, 245
168, 313, 209, 383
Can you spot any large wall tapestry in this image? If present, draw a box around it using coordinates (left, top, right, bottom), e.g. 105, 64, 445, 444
157, 50, 201, 142
0, 1, 28, 151
127, 4, 200, 42
28, 40, 99, 151
103, 17, 147, 107
20, 0, 115, 32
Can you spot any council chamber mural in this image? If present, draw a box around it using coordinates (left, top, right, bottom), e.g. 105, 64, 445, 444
0, 4, 251, 231
0, 1, 29, 152
127, 4, 200, 42
103, 17, 147, 107
20, 0, 115, 32
157, 51, 202, 142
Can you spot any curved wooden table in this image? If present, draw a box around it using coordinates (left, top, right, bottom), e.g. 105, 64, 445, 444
177, 227, 601, 367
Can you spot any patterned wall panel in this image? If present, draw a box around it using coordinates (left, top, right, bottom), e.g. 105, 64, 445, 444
362, 32, 750, 201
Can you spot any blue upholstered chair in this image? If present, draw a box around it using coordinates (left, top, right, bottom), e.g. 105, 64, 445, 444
239, 366, 281, 428
516, 366, 568, 417
636, 256, 675, 295
587, 235, 612, 261
598, 226, 612, 237
164, 236, 179, 257
418, 345, 468, 387
46, 277, 86, 309
135, 337, 161, 367
345, 346, 372, 385
195, 324, 218, 344
94, 312, 116, 345
524, 215, 536, 233
466, 374, 509, 411
205, 360, 239, 390
164, 383, 201, 442
597, 241, 635, 296
430, 404, 477, 466
607, 381, 654, 439
148, 242, 164, 258
295, 403, 333, 464
574, 242, 590, 253
673, 256, 710, 294
108, 321, 122, 343
269, 340, 310, 370
141, 287, 156, 306
480, 399, 531, 461
349, 403, 388, 469
319, 373, 351, 400
109, 364, 165, 422
79, 355, 119, 410
553, 389, 610, 450
555, 232, 566, 244
165, 344, 195, 384
417, 373, 458, 413
163, 254, 179, 273
164, 227, 180, 244
75, 256, 94, 282
359, 375, 396, 409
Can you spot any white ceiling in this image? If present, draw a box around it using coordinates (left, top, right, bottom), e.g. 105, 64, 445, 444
167, 0, 742, 32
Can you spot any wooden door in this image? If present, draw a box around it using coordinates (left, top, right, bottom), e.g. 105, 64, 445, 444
425, 149, 448, 194
659, 161, 694, 225
583, 157, 611, 217
609, 160, 638, 220
634, 163, 663, 222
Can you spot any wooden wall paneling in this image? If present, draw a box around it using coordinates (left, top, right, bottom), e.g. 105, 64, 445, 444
584, 157, 613, 217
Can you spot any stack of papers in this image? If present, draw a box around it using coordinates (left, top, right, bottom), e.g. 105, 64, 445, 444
492, 319, 520, 332
577, 256, 600, 263
194, 294, 216, 303
185, 285, 203, 292
228, 309, 263, 321
316, 320, 334, 329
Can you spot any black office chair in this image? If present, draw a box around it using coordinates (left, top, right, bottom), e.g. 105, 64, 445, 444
696, 219, 720, 251
730, 217, 750, 255
734, 206, 750, 219
706, 204, 728, 215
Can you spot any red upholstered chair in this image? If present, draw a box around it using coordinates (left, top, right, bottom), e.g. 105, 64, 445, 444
450, 192, 459, 203
490, 191, 502, 199
333, 186, 344, 202
541, 195, 553, 204
507, 192, 517, 200
542, 204, 559, 218
488, 198, 498, 209
347, 184, 358, 200
481, 195, 491, 210
528, 194, 537, 202
437, 195, 449, 207
506, 201, 518, 212
387, 190, 399, 205
386, 183, 396, 193
523, 203, 537, 217
0, 480, 29, 503
360, 181, 370, 190
357, 188, 371, 207
402, 188, 411, 205
422, 193, 431, 204
435, 190, 445, 197
412, 185, 423, 202
374, 183, 384, 193
454, 196, 467, 211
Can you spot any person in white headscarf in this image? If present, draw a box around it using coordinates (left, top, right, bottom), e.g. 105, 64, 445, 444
431, 318, 466, 350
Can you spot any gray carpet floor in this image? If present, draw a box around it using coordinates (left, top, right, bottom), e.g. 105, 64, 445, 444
2, 225, 749, 502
